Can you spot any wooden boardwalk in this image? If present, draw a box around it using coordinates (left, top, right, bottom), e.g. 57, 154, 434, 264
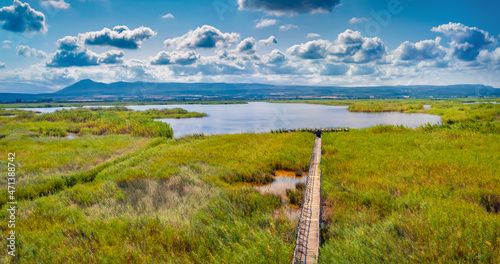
293, 136, 322, 264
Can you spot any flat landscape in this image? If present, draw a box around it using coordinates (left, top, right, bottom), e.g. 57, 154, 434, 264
1, 0, 499, 262
1, 99, 498, 263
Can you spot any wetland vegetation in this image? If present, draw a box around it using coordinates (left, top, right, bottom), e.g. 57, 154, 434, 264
0, 98, 498, 263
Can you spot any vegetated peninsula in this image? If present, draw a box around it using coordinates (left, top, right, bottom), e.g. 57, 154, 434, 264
1, 79, 498, 103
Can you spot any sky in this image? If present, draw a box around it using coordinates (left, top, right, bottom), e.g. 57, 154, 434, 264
0, 0, 500, 93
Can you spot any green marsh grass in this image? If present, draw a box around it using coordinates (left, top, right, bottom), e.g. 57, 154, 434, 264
10, 107, 207, 138
319, 128, 500, 263
0, 132, 314, 263
1, 98, 499, 263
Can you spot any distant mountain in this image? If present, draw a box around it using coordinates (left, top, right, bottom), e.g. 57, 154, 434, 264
1, 79, 499, 103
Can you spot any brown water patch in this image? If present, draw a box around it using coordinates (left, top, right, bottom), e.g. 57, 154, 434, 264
254, 170, 308, 196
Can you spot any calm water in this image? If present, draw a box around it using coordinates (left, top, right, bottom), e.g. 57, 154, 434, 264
254, 171, 308, 196
13, 102, 441, 137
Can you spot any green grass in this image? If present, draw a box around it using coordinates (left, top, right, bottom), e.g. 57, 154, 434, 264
0, 131, 313, 263
1, 98, 499, 263
319, 128, 500, 263
4, 107, 208, 138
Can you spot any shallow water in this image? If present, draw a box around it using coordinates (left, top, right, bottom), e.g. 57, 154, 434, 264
254, 170, 308, 196
463, 101, 498, 104
12, 102, 442, 137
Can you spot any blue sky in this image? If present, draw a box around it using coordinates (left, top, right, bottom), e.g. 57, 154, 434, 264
0, 0, 500, 93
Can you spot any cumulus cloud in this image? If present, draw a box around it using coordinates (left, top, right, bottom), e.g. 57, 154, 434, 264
478, 48, 500, 67
162, 13, 174, 19
265, 49, 287, 64
279, 24, 298, 31
349, 17, 369, 24
164, 25, 240, 49
235, 38, 256, 54
41, 0, 70, 10
333, 29, 386, 63
255, 18, 277, 28
431, 22, 495, 61
47, 49, 100, 67
393, 37, 446, 61
151, 51, 200, 65
48, 36, 127, 67
0, 61, 5, 68
258, 36, 277, 45
81, 25, 157, 49
0, 0, 47, 33
287, 30, 386, 63
98, 50, 124, 64
17, 45, 48, 58
237, 0, 342, 15
287, 39, 332, 59
57, 36, 80, 51
307, 33, 321, 38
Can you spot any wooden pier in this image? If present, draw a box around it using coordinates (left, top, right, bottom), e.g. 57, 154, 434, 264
292, 135, 322, 264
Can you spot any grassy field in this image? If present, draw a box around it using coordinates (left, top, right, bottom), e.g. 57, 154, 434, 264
0, 107, 207, 139
1, 98, 499, 263
271, 98, 499, 114
319, 127, 499, 263
0, 106, 315, 263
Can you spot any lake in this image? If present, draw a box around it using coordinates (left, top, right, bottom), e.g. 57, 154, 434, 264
13, 102, 442, 137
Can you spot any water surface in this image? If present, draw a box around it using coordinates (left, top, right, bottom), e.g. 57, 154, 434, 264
254, 170, 307, 196
12, 102, 442, 137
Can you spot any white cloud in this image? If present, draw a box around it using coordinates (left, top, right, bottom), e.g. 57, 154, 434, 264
279, 24, 298, 31
57, 36, 80, 51
264, 49, 287, 64
258, 36, 277, 45
164, 25, 240, 49
98, 50, 125, 64
431, 22, 496, 61
349, 17, 369, 24
255, 18, 278, 28
162, 13, 174, 19
17, 45, 48, 58
0, 0, 47, 33
235, 37, 257, 54
48, 36, 127, 67
287, 39, 332, 59
287, 30, 386, 63
81, 26, 157, 49
478, 48, 500, 67
393, 37, 446, 61
2, 40, 11, 49
307, 33, 321, 38
151, 51, 200, 65
41, 0, 70, 10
